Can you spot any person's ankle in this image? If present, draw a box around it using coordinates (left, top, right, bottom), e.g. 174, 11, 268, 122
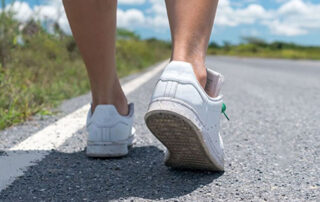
171, 56, 207, 88
91, 83, 129, 116
191, 62, 207, 89
112, 90, 129, 116
91, 95, 128, 116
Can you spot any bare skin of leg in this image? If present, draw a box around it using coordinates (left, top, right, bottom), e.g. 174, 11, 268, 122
165, 0, 219, 88
63, 0, 128, 115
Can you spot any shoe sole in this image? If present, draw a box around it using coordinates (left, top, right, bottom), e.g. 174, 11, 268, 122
86, 135, 134, 158
145, 100, 224, 171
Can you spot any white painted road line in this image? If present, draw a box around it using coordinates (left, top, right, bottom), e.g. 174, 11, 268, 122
0, 60, 168, 192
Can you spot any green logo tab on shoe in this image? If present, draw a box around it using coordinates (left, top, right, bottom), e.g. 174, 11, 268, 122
222, 103, 230, 121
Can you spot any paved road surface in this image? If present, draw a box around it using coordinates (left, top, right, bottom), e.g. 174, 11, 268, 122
0, 56, 319, 201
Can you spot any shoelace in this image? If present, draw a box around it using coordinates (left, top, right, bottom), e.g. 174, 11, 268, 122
222, 103, 230, 121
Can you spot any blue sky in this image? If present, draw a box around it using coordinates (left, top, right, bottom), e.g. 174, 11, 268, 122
3, 0, 320, 46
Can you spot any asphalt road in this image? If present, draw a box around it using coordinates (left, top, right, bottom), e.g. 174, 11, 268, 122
0, 56, 319, 201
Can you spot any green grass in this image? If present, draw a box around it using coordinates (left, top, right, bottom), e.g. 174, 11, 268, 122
0, 20, 170, 130
208, 38, 320, 60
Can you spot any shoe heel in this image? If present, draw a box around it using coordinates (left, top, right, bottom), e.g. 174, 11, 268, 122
145, 99, 224, 171
86, 142, 128, 157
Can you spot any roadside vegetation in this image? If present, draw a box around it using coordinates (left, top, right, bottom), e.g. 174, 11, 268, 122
208, 37, 320, 60
0, 11, 170, 130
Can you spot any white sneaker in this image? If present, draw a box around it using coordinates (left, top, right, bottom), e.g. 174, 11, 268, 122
145, 61, 225, 171
86, 103, 135, 157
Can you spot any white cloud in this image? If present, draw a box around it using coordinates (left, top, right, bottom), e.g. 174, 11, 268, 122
5, 1, 33, 22
148, 0, 166, 15
118, 0, 146, 5
34, 1, 70, 34
215, 0, 320, 36
265, 20, 308, 36
216, 0, 270, 26
145, 0, 168, 30
34, 5, 60, 22
117, 9, 145, 28
270, 0, 320, 36
4, 1, 71, 34
278, 0, 309, 15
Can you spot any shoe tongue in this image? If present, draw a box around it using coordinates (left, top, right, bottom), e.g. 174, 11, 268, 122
205, 68, 224, 98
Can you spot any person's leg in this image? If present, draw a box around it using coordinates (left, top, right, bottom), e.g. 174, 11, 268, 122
165, 0, 219, 88
145, 1, 224, 171
63, 0, 128, 115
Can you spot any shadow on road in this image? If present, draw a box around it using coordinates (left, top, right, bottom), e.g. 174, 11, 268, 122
1, 146, 223, 200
